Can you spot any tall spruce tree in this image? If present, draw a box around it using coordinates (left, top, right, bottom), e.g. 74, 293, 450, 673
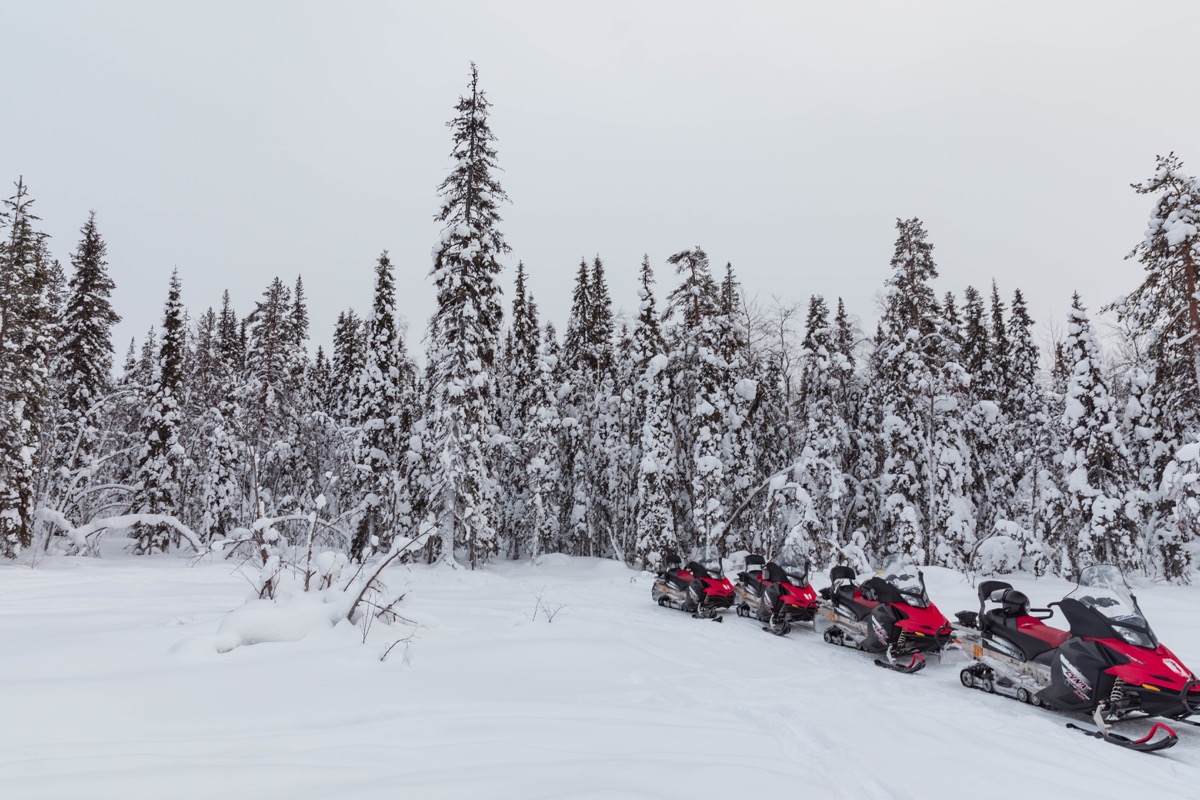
666, 246, 727, 557
348, 252, 403, 559
870, 218, 944, 561
1059, 294, 1139, 573
0, 178, 55, 556
131, 270, 186, 553
424, 63, 508, 568
53, 212, 120, 474
1116, 154, 1200, 578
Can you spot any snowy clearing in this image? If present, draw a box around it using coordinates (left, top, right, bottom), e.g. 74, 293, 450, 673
2, 547, 1199, 800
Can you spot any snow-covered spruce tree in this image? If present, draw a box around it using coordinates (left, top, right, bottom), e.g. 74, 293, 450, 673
51, 212, 120, 480
961, 286, 992, 396
131, 270, 187, 554
957, 284, 1014, 569
526, 322, 562, 558
869, 218, 944, 562
217, 289, 244, 375
1059, 294, 1140, 574
717, 262, 756, 554
1114, 153, 1200, 578
239, 276, 312, 524
424, 63, 508, 568
790, 294, 852, 564
666, 246, 727, 558
586, 255, 622, 558
999, 289, 1052, 572
495, 262, 538, 557
553, 259, 590, 554
610, 321, 640, 559
928, 307, 975, 570
635, 351, 678, 569
348, 252, 403, 560
0, 178, 56, 557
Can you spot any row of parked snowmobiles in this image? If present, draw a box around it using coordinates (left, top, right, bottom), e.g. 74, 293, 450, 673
650, 554, 1200, 754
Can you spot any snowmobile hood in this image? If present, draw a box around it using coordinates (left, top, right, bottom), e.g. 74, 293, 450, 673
1099, 639, 1197, 692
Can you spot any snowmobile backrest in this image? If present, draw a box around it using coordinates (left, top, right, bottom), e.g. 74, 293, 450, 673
976, 580, 1013, 631
744, 554, 765, 569
829, 565, 856, 586
662, 553, 682, 569
977, 580, 1012, 605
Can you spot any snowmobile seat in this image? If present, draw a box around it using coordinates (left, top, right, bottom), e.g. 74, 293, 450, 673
983, 610, 1069, 660
833, 585, 878, 620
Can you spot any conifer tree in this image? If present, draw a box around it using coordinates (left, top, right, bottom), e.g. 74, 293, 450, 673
347, 252, 404, 559
792, 294, 851, 563
526, 322, 561, 557
331, 309, 365, 420
666, 246, 727, 557
635, 352, 677, 568
424, 63, 508, 568
0, 178, 55, 556
1059, 295, 1139, 572
870, 218, 944, 561
1116, 154, 1200, 578
131, 270, 186, 553
53, 212, 120, 473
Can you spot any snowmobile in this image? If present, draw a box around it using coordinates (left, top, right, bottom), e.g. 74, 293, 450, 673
651, 554, 735, 621
955, 565, 1199, 752
733, 554, 820, 635
814, 554, 954, 673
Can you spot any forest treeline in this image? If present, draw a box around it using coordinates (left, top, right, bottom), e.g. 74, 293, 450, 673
2, 65, 1198, 582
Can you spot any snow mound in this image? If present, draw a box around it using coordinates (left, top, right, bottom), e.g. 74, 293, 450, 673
211, 592, 349, 653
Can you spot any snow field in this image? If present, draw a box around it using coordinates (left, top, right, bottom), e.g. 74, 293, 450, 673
2, 549, 1199, 799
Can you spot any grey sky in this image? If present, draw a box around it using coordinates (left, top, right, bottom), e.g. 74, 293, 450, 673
6, 1, 1198, 361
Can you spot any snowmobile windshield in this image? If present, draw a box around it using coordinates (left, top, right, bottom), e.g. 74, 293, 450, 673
878, 556, 931, 606
1069, 565, 1157, 649
777, 560, 810, 586
880, 554, 930, 609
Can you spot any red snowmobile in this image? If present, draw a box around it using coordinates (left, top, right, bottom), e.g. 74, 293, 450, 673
733, 554, 820, 635
956, 565, 1199, 752
814, 555, 954, 673
651, 554, 735, 621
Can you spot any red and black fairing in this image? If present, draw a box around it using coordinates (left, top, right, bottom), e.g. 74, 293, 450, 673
853, 579, 954, 656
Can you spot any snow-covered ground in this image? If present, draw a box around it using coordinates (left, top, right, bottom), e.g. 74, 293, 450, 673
3, 546, 1199, 800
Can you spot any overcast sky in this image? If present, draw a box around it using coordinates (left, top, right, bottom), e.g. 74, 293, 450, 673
6, 1, 1199, 361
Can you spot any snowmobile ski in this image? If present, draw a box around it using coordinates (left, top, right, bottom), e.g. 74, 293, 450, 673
874, 653, 926, 674
1065, 706, 1178, 752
